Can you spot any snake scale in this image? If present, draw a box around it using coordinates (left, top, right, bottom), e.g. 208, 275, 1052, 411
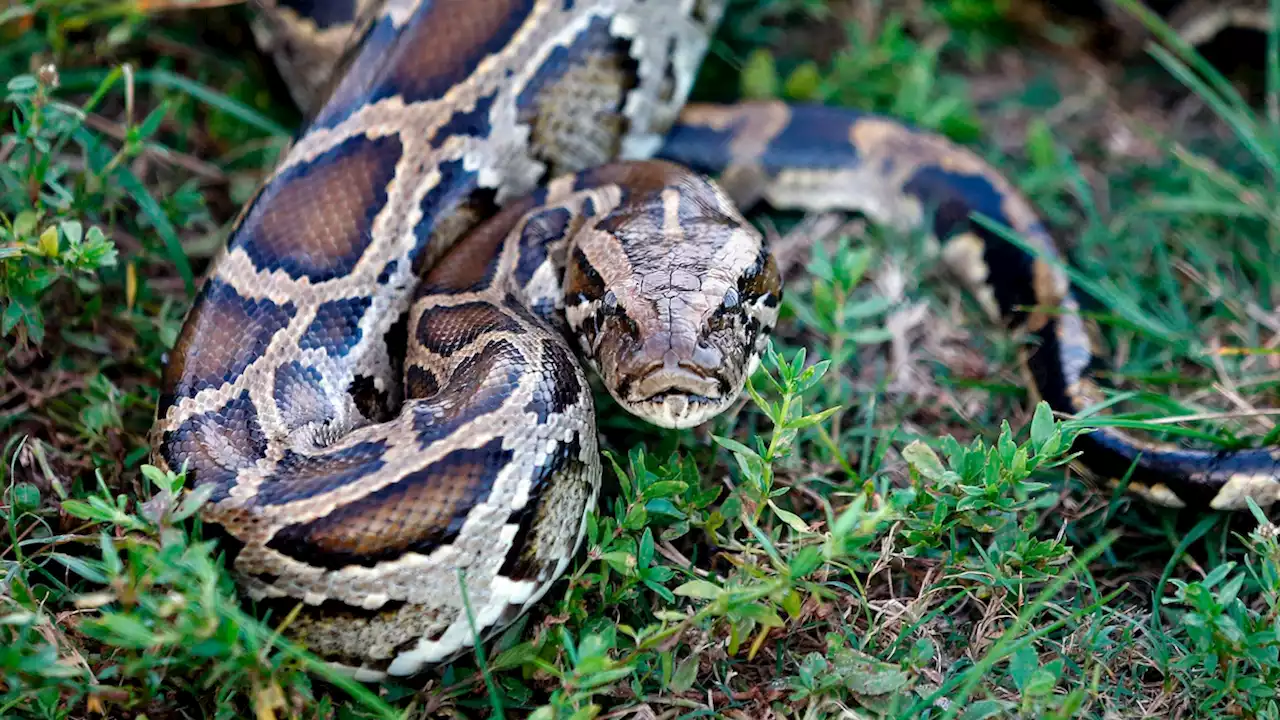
149, 0, 1280, 680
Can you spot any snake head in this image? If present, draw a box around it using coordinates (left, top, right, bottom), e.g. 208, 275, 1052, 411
564, 172, 782, 429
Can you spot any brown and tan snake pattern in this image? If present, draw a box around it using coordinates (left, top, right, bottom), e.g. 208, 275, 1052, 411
151, 0, 1280, 681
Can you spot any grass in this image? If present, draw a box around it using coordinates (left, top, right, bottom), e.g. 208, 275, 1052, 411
3, 0, 1280, 717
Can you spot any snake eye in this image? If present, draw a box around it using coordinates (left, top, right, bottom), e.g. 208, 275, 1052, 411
594, 290, 639, 343
722, 288, 739, 310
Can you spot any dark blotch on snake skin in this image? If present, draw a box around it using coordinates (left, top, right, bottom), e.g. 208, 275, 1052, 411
411, 338, 525, 448
737, 246, 781, 307
513, 206, 574, 289
902, 165, 1035, 320
236, 133, 402, 282
522, 339, 581, 423
256, 440, 390, 506
300, 296, 373, 357
409, 158, 498, 284
160, 390, 269, 503
264, 437, 513, 569
762, 104, 862, 169
348, 374, 395, 423
405, 366, 441, 399
377, 0, 537, 107
414, 301, 525, 358
434, 92, 498, 146
376, 259, 399, 284
497, 435, 585, 581
564, 246, 606, 304
273, 361, 335, 433
159, 278, 296, 410
308, 11, 406, 129
276, 0, 357, 28
652, 119, 736, 176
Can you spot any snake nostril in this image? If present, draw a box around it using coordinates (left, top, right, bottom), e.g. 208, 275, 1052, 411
691, 339, 721, 370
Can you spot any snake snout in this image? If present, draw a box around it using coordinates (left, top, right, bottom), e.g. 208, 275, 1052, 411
630, 359, 721, 401
612, 346, 730, 428
617, 336, 722, 397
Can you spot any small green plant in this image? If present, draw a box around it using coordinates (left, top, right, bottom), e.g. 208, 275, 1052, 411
525, 343, 892, 716
1, 70, 120, 350
3, 463, 400, 719
735, 16, 981, 140
787, 244, 895, 371
1156, 500, 1280, 717
896, 403, 1077, 554
711, 342, 842, 526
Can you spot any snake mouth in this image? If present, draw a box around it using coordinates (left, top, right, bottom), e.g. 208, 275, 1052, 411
620, 366, 728, 428
628, 392, 729, 429
626, 365, 722, 402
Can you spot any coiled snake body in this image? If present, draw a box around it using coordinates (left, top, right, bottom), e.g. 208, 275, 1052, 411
151, 0, 1280, 680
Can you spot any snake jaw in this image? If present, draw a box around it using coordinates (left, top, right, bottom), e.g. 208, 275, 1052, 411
638, 392, 732, 429
614, 386, 737, 429
614, 360, 731, 428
